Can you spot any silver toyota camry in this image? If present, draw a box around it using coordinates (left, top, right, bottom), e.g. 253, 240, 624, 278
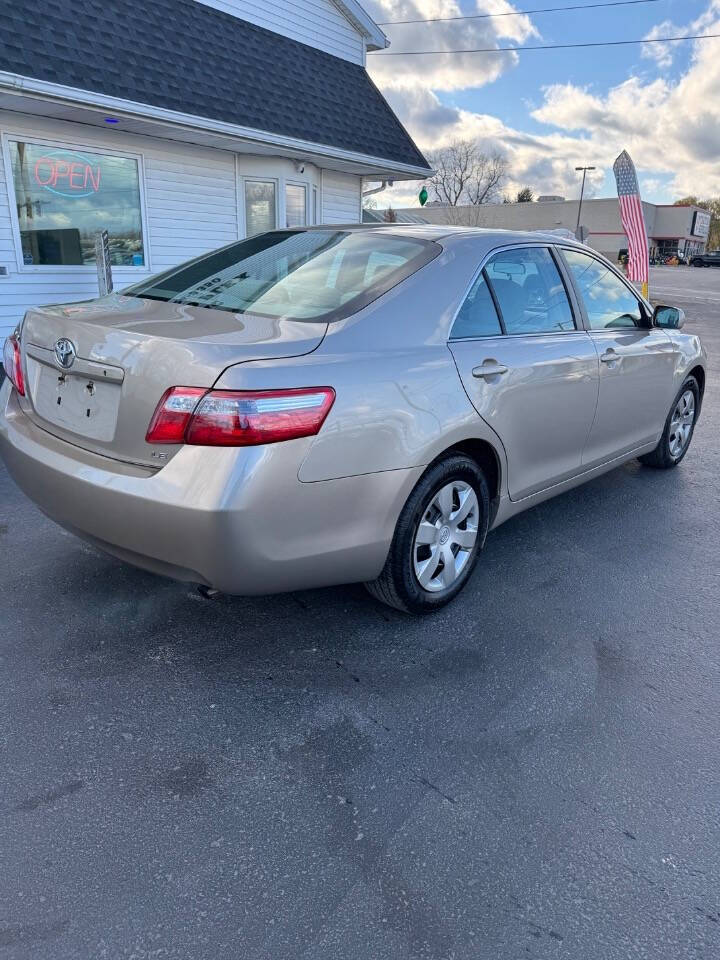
0, 226, 707, 613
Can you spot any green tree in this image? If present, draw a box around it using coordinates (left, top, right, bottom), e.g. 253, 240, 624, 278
516, 187, 534, 203
674, 196, 720, 251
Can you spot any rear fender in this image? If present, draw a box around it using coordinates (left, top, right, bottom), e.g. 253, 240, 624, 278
214, 346, 509, 492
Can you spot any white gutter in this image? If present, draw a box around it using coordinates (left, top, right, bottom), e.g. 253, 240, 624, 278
0, 71, 431, 179
362, 179, 393, 198
332, 0, 389, 50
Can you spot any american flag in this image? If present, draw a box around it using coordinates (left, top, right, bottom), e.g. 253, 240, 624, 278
613, 150, 649, 289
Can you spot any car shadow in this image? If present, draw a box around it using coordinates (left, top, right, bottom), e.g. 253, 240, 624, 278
2, 452, 697, 701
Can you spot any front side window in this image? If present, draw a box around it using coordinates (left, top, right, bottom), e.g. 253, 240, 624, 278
286, 184, 307, 228
563, 249, 643, 329
451, 271, 502, 339
124, 230, 439, 321
485, 247, 575, 334
9, 140, 144, 266
245, 181, 276, 238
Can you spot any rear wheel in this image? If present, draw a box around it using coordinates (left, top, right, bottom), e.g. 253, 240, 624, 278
639, 376, 699, 469
365, 454, 490, 614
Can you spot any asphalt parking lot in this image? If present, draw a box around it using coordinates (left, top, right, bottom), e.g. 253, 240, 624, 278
1, 264, 719, 960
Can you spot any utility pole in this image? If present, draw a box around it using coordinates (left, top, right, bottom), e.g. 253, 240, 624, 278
575, 166, 596, 233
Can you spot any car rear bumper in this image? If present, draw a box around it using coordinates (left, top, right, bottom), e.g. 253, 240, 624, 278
0, 382, 422, 594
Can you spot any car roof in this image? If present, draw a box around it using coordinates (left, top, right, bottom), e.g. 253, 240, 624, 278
298, 222, 588, 248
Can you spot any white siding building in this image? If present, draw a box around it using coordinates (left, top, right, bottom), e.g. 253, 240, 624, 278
0, 0, 430, 338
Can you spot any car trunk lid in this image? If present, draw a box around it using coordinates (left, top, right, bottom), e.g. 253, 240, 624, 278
18, 293, 328, 467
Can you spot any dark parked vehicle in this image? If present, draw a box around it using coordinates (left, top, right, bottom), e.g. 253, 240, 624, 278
691, 252, 720, 267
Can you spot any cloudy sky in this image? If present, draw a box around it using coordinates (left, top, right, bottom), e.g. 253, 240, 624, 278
363, 0, 720, 207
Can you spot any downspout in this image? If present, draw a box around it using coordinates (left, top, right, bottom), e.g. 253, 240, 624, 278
362, 179, 393, 199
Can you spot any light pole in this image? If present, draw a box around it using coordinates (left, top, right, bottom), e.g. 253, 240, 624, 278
575, 166, 596, 233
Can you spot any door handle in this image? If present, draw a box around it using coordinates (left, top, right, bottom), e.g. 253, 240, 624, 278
472, 361, 509, 379
600, 349, 621, 364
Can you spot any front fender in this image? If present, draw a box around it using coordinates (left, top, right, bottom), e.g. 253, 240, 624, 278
667, 331, 708, 414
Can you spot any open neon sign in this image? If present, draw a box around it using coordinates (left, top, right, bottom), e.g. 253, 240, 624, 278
33, 150, 102, 198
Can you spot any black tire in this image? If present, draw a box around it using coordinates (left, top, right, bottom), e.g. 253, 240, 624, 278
639, 376, 700, 469
365, 454, 490, 614
691, 258, 704, 267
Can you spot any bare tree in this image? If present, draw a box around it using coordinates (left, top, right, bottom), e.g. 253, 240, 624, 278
383, 206, 398, 223
426, 140, 476, 206
426, 140, 508, 208
466, 152, 508, 205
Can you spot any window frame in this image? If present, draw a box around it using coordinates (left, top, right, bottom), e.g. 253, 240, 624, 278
556, 244, 653, 333
284, 180, 309, 229
2, 131, 150, 274
241, 176, 280, 238
448, 242, 581, 342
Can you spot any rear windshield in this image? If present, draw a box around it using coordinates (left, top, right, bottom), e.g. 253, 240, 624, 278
124, 230, 439, 321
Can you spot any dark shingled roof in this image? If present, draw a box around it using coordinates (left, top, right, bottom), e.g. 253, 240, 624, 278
0, 0, 430, 171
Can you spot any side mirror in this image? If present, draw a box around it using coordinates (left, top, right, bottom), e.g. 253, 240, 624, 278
653, 304, 685, 329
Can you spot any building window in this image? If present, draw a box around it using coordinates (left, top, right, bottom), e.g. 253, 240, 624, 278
8, 139, 145, 267
286, 184, 307, 227
656, 238, 680, 258
245, 180, 276, 237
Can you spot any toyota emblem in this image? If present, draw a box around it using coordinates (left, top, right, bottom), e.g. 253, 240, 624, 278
54, 338, 76, 368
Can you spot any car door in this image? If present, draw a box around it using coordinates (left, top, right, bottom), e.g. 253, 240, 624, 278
560, 247, 678, 467
449, 245, 599, 501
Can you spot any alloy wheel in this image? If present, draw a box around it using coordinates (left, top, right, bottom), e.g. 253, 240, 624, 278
668, 389, 695, 458
412, 480, 479, 593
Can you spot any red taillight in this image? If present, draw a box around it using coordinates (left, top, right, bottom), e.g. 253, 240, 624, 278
146, 386, 335, 447
145, 386, 207, 443
2, 334, 25, 396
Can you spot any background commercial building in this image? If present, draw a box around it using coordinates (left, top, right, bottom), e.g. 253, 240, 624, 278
0, 0, 431, 339
392, 197, 711, 262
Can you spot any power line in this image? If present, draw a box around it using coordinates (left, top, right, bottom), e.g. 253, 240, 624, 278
368, 31, 720, 55
376, 0, 669, 27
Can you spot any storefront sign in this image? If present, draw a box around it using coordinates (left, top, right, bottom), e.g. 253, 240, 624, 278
33, 150, 102, 198
691, 210, 711, 239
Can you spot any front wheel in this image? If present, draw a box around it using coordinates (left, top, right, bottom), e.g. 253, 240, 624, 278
365, 454, 490, 614
639, 376, 700, 469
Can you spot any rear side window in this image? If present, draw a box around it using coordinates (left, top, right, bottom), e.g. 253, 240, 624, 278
451, 272, 502, 339
485, 247, 576, 334
563, 249, 643, 329
124, 230, 439, 322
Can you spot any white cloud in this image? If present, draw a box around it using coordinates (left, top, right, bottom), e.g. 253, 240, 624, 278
642, 20, 684, 69
365, 0, 720, 205
365, 0, 537, 92
376, 88, 608, 206
530, 11, 720, 198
